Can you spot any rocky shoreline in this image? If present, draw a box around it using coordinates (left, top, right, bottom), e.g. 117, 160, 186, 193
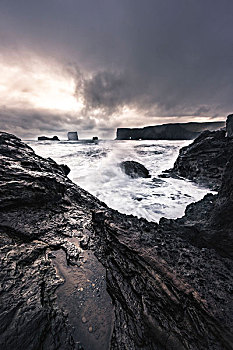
0, 126, 233, 349
168, 126, 233, 191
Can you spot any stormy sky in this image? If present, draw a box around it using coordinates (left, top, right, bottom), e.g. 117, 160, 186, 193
0, 0, 233, 139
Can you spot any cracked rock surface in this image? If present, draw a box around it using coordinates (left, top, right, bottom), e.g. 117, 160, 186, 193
0, 132, 233, 349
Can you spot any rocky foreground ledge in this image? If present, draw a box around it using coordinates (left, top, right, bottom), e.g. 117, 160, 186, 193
0, 132, 233, 350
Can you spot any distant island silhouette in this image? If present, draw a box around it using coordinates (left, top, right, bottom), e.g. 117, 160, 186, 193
116, 121, 225, 140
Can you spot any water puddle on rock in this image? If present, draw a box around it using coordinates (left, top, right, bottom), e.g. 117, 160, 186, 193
52, 241, 114, 350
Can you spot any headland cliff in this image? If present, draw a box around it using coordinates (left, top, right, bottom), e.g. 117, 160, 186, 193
116, 121, 225, 140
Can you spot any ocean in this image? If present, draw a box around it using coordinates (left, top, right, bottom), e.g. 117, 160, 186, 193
27, 139, 213, 222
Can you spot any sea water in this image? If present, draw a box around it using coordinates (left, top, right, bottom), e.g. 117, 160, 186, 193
27, 139, 213, 222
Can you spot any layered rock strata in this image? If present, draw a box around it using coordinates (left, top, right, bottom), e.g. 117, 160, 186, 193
0, 132, 233, 350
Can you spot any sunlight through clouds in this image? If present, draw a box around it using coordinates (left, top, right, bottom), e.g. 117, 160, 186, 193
0, 55, 84, 112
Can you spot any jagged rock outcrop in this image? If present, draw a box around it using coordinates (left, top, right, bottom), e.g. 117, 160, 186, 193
169, 129, 233, 190
0, 132, 106, 350
92, 209, 233, 349
38, 135, 60, 141
116, 121, 225, 140
120, 161, 150, 178
0, 131, 233, 350
226, 114, 233, 138
209, 156, 233, 253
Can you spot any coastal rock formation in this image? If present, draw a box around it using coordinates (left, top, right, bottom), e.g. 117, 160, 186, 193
0, 132, 105, 350
169, 128, 233, 190
0, 131, 233, 349
38, 135, 60, 141
226, 114, 233, 138
68, 132, 78, 140
93, 208, 233, 349
120, 160, 150, 178
116, 121, 225, 140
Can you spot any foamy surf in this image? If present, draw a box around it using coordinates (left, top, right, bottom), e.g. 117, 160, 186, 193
27, 139, 214, 222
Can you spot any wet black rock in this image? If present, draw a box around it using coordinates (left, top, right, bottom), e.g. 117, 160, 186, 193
0, 132, 105, 349
0, 131, 233, 350
38, 135, 60, 141
169, 129, 233, 190
92, 208, 233, 349
120, 160, 150, 178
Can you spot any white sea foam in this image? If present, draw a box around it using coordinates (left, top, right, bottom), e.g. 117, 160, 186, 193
27, 139, 214, 222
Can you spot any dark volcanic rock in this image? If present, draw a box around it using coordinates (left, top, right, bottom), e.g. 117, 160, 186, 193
0, 133, 70, 211
38, 135, 60, 141
208, 156, 233, 255
226, 114, 233, 138
120, 160, 150, 178
0, 131, 233, 350
0, 132, 107, 349
169, 129, 233, 190
116, 121, 225, 140
92, 210, 233, 350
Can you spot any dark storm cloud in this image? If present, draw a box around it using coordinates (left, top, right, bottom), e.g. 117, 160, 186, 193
73, 0, 233, 118
82, 71, 135, 113
1, 0, 233, 136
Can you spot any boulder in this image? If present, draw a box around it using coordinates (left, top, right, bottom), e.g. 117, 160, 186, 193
120, 160, 150, 178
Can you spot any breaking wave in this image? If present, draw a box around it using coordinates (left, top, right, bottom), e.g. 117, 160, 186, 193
27, 139, 214, 222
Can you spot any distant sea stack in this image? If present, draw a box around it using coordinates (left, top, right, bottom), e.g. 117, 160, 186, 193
38, 135, 60, 141
67, 131, 78, 140
116, 121, 225, 140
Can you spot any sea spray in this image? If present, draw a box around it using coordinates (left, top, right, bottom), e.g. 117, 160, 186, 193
27, 139, 214, 222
